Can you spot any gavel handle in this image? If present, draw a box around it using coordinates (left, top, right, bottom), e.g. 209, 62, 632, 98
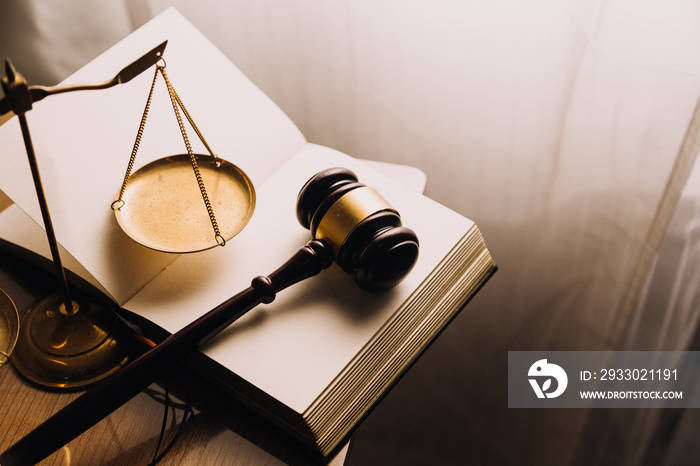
0, 239, 334, 466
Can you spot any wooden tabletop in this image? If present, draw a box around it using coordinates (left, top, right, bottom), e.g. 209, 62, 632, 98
0, 191, 348, 465
0, 363, 349, 465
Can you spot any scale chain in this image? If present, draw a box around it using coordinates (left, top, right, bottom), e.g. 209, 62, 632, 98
111, 66, 159, 210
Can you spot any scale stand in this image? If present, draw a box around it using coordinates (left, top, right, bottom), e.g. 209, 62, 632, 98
0, 41, 167, 389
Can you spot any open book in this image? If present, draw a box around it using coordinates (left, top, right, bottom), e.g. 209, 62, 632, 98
0, 9, 495, 458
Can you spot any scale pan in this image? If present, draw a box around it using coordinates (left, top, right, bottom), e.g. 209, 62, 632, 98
114, 154, 255, 253
0, 289, 19, 367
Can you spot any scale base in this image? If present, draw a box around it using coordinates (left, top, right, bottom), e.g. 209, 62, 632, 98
11, 293, 133, 389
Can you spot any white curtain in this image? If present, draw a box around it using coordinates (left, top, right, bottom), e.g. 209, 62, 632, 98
4, 1, 700, 464
0, 0, 132, 86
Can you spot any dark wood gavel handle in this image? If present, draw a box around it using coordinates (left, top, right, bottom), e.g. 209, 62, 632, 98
0, 239, 334, 466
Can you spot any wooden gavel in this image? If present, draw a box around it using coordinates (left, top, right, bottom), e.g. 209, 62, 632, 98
0, 167, 419, 466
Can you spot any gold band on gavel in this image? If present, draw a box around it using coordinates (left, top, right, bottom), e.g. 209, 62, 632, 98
315, 186, 397, 253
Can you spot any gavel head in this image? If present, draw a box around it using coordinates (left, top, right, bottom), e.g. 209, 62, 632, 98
296, 167, 419, 291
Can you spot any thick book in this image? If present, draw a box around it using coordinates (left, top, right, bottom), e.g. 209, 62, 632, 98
0, 8, 495, 459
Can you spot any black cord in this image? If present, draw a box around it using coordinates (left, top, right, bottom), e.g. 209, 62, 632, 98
146, 379, 195, 466
149, 398, 194, 465
113, 311, 195, 465
149, 380, 171, 465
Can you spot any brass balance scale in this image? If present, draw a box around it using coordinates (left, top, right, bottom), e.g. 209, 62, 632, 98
0, 41, 255, 388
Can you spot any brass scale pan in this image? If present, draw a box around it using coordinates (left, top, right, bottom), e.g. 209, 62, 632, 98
114, 154, 255, 253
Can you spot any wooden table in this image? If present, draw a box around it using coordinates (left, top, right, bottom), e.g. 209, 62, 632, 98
0, 191, 348, 465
